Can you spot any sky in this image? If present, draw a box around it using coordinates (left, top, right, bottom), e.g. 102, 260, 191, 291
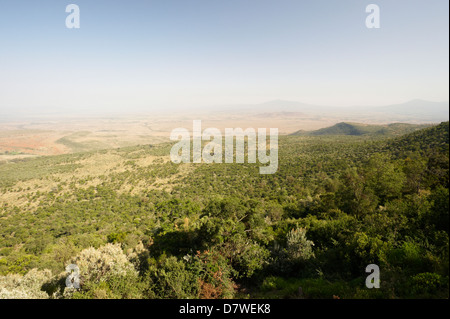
0, 0, 448, 115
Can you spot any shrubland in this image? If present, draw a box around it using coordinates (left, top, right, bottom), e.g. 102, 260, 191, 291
0, 122, 448, 299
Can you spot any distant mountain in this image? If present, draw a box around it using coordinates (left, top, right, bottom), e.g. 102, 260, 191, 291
213, 100, 333, 113
291, 122, 433, 137
254, 100, 331, 112
363, 99, 449, 121
253, 111, 306, 118
1, 99, 448, 123
214, 99, 449, 123
368, 99, 448, 114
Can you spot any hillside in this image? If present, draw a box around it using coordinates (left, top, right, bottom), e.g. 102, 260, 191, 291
386, 121, 449, 155
291, 122, 433, 137
0, 124, 448, 299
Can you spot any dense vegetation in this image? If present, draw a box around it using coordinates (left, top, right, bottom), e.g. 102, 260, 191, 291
0, 122, 448, 299
291, 122, 432, 137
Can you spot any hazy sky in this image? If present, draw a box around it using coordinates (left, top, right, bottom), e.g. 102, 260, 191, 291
0, 0, 448, 115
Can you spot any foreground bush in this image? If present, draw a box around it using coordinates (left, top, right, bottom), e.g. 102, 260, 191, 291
67, 243, 141, 299
0, 269, 52, 299
71, 243, 138, 285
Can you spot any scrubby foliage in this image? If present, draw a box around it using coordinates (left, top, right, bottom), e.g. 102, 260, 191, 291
0, 122, 448, 299
71, 243, 137, 285
0, 269, 53, 299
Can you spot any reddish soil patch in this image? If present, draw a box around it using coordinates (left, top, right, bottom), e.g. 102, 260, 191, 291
0, 132, 68, 155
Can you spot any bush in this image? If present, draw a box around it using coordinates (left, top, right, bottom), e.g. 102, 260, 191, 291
71, 272, 143, 299
190, 250, 236, 299
411, 272, 445, 295
66, 244, 140, 299
107, 232, 127, 244
286, 228, 315, 262
0, 268, 53, 299
270, 227, 315, 275
62, 243, 141, 298
70, 243, 138, 286
144, 255, 199, 299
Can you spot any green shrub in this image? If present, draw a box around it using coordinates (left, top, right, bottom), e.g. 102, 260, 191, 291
411, 272, 444, 295
286, 227, 315, 261
107, 232, 127, 244
144, 255, 199, 299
